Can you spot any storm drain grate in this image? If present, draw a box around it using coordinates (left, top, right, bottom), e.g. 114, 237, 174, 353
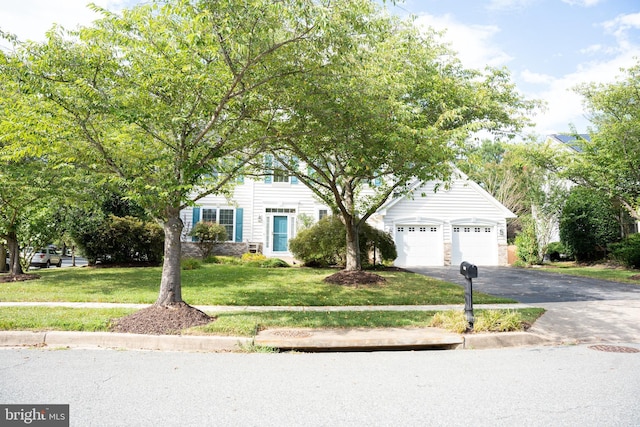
588, 345, 640, 353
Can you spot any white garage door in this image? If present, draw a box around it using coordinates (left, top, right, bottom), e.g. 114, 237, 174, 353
394, 225, 443, 267
451, 225, 498, 265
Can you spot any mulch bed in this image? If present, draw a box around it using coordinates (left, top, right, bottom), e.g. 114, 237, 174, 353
323, 270, 387, 286
0, 274, 41, 283
630, 274, 640, 281
110, 302, 215, 335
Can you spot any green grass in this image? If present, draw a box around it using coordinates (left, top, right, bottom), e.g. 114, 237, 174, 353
0, 264, 513, 305
0, 307, 545, 336
541, 263, 640, 284
0, 307, 137, 332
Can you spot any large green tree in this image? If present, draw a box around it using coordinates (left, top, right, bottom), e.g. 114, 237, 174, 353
0, 59, 75, 275
2, 0, 377, 303
569, 61, 640, 221
269, 16, 536, 271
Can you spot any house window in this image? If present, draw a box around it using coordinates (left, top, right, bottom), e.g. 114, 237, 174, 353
419, 227, 426, 232
475, 227, 481, 233
266, 208, 296, 214
265, 155, 298, 184
464, 227, 471, 232
273, 163, 289, 183
202, 208, 217, 223
319, 209, 328, 220
430, 227, 437, 232
397, 226, 404, 232
485, 227, 492, 233
408, 227, 415, 232
199, 208, 235, 241
453, 227, 460, 233
219, 209, 234, 240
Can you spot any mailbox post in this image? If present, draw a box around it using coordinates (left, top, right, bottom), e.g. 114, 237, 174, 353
459, 261, 478, 331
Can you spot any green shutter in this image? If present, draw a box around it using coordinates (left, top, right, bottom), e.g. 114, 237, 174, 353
191, 207, 200, 242
235, 208, 243, 242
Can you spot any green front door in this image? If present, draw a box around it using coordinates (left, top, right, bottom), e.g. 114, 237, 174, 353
273, 216, 288, 252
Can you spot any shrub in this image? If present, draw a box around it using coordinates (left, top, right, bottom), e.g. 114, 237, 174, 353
546, 241, 572, 262
474, 310, 523, 332
202, 255, 221, 264
429, 310, 468, 333
189, 221, 228, 258
241, 252, 267, 263
181, 258, 202, 270
559, 187, 621, 262
288, 216, 397, 267
260, 258, 290, 268
610, 234, 640, 269
430, 310, 525, 333
72, 215, 164, 265
515, 215, 540, 265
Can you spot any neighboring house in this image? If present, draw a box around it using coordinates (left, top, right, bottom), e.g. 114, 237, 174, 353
180, 169, 515, 266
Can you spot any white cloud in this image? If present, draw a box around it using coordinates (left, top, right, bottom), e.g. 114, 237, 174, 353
561, 0, 604, 7
601, 12, 640, 52
528, 50, 640, 134
414, 14, 513, 69
521, 70, 554, 85
487, 0, 536, 11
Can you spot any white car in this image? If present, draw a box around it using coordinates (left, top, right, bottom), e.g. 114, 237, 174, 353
30, 247, 63, 268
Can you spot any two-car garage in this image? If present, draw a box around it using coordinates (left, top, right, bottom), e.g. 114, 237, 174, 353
376, 173, 515, 268
393, 222, 499, 267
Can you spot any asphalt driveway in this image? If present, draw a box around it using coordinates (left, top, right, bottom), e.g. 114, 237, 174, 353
411, 266, 640, 303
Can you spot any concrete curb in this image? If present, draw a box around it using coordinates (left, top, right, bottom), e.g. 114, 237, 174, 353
463, 331, 551, 350
0, 329, 554, 352
255, 327, 465, 351
0, 331, 252, 352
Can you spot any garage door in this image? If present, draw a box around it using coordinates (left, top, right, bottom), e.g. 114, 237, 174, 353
394, 225, 443, 267
451, 225, 498, 265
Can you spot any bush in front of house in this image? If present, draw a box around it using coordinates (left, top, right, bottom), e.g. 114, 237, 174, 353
189, 221, 228, 258
559, 187, 621, 262
288, 215, 397, 267
515, 215, 540, 265
610, 234, 640, 269
73, 215, 164, 265
545, 241, 572, 262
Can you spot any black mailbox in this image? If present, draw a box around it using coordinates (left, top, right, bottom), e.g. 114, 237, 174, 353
459, 261, 478, 279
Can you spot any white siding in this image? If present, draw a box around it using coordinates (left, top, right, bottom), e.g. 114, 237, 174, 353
379, 177, 513, 266
182, 177, 329, 257
180, 172, 514, 264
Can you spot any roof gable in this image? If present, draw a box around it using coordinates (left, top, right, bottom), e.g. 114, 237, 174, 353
377, 169, 516, 219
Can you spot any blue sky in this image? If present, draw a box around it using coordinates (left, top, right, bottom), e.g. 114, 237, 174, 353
1, 0, 639, 139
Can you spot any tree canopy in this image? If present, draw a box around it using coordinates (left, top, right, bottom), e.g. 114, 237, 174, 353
569, 60, 640, 221
268, 17, 536, 270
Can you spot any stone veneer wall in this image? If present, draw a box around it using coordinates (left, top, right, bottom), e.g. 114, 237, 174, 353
443, 242, 452, 266
182, 242, 250, 259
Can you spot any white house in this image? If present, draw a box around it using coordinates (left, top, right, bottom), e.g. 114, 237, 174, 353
180, 170, 515, 266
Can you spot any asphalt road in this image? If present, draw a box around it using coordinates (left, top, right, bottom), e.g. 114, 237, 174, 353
1, 345, 639, 426
411, 266, 640, 303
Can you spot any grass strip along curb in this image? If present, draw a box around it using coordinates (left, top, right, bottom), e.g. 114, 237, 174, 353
0, 306, 545, 336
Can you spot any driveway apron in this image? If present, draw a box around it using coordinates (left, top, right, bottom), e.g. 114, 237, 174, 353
412, 266, 640, 344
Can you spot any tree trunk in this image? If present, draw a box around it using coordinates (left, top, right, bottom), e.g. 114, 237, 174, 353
6, 230, 23, 276
344, 216, 361, 271
156, 211, 184, 306
0, 244, 7, 273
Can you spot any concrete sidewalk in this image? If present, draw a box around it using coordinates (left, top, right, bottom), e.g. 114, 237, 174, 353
1, 301, 638, 352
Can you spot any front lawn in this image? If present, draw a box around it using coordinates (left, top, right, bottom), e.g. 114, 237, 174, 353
0, 264, 514, 305
541, 262, 640, 284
